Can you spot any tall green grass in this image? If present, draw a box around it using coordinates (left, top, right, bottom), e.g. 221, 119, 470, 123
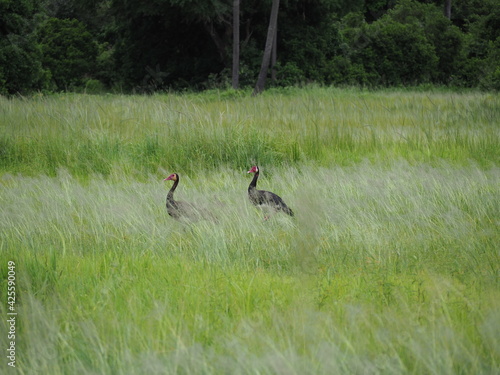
1, 162, 499, 373
0, 88, 499, 373
1, 88, 498, 178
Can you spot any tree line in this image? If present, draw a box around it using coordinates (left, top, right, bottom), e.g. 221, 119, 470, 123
1, 0, 499, 95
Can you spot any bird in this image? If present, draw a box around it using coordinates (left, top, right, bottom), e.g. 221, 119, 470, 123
164, 173, 212, 221
247, 166, 294, 218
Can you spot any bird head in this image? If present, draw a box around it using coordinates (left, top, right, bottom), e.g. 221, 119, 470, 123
247, 166, 259, 174
164, 173, 178, 181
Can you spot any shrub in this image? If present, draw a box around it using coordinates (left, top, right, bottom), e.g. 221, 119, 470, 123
0, 0, 49, 94
275, 62, 306, 87
280, 20, 343, 85
479, 37, 500, 90
387, 0, 466, 84
356, 20, 438, 86
461, 6, 500, 89
38, 18, 98, 90
0, 35, 49, 95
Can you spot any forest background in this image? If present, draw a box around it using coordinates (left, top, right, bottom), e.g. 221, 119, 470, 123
1, 0, 500, 95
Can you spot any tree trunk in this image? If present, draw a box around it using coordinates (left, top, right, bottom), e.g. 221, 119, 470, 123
271, 25, 277, 82
252, 0, 280, 96
232, 0, 240, 89
203, 21, 229, 62
444, 0, 451, 19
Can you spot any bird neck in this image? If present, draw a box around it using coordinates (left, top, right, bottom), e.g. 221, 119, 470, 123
248, 172, 259, 191
167, 179, 179, 201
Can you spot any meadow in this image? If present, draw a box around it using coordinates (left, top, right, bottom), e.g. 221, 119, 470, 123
0, 87, 499, 374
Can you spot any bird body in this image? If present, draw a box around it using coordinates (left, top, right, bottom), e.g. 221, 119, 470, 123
247, 166, 294, 217
164, 173, 210, 221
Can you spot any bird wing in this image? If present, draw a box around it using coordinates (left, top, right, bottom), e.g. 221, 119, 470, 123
258, 190, 281, 205
259, 190, 294, 216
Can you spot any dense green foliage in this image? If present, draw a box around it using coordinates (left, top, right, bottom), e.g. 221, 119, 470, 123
38, 18, 98, 90
1, 0, 500, 93
0, 89, 499, 373
0, 0, 49, 94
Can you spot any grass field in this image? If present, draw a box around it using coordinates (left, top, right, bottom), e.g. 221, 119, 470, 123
1, 87, 499, 374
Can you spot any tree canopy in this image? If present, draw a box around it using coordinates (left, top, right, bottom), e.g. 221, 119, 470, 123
1, 0, 499, 94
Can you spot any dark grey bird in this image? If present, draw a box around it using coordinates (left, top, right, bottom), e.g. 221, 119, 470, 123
164, 173, 214, 221
247, 166, 294, 218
